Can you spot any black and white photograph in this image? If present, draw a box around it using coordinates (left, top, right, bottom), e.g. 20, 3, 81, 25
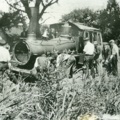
0, 0, 120, 119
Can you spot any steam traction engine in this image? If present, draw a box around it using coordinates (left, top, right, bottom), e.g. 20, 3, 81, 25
11, 2, 103, 73
11, 22, 102, 74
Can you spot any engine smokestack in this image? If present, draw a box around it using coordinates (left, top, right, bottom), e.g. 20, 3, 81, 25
27, 0, 38, 41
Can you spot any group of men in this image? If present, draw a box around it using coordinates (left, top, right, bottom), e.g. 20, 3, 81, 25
33, 49, 76, 78
83, 37, 119, 78
0, 35, 119, 80
33, 37, 119, 79
103, 40, 119, 76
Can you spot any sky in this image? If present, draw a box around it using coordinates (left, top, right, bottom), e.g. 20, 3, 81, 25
0, 0, 120, 24
44, 0, 108, 24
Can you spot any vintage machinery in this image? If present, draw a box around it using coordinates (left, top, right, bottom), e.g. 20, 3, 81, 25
9, 3, 103, 73
13, 34, 76, 69
12, 23, 102, 72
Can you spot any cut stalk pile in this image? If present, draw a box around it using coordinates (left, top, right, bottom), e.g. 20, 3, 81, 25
0, 70, 120, 120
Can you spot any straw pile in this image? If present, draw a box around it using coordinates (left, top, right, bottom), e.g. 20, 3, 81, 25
0, 70, 120, 120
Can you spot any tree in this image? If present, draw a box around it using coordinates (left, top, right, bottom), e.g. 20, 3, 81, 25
0, 11, 24, 29
5, 0, 59, 37
61, 0, 120, 42
0, 11, 25, 46
97, 0, 120, 41
61, 8, 97, 27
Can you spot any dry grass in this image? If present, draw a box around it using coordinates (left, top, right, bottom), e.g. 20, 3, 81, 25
0, 69, 120, 120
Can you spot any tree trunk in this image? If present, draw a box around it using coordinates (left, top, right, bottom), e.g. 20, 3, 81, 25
36, 23, 41, 38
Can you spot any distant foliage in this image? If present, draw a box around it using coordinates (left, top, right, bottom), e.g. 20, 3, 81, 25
61, 0, 120, 42
98, 0, 120, 41
5, 0, 59, 37
0, 11, 24, 29
61, 8, 97, 27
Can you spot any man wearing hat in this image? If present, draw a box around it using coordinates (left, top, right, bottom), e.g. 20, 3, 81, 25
56, 50, 70, 68
109, 39, 119, 75
65, 50, 76, 78
0, 36, 11, 74
34, 54, 50, 72
83, 37, 95, 79
94, 41, 103, 76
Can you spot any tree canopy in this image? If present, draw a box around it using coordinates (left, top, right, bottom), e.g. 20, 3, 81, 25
5, 0, 59, 37
5, 0, 59, 21
61, 0, 120, 42
98, 0, 120, 41
61, 8, 97, 27
0, 11, 24, 29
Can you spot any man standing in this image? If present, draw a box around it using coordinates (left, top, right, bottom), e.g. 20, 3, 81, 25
103, 43, 111, 62
76, 31, 84, 53
109, 40, 119, 76
56, 50, 70, 69
94, 41, 103, 76
83, 37, 95, 79
65, 50, 76, 78
21, 27, 27, 38
0, 43, 11, 75
42, 29, 49, 40
102, 43, 111, 74
34, 54, 50, 77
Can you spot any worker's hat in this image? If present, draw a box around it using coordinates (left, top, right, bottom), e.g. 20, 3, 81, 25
57, 51, 61, 54
71, 50, 75, 54
42, 54, 46, 57
94, 41, 97, 44
84, 37, 89, 41
0, 36, 6, 45
63, 49, 67, 53
46, 51, 51, 55
67, 49, 72, 54
109, 39, 115, 43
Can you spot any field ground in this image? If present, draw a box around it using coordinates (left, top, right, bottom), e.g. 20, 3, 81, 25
0, 59, 120, 119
